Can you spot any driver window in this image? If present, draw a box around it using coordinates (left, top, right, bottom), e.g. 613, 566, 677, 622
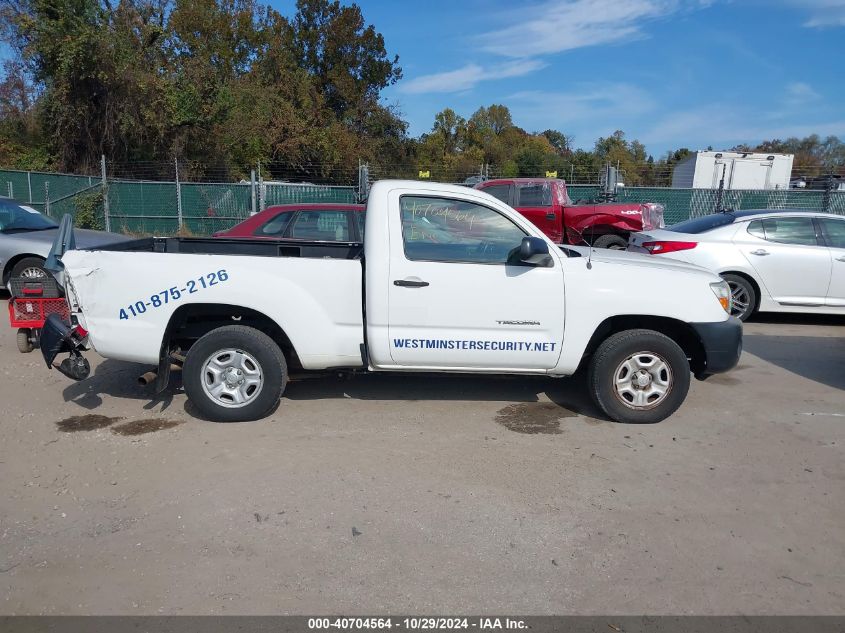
400, 196, 526, 264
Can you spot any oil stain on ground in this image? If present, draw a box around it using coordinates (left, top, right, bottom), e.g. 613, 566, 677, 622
111, 418, 181, 436
495, 402, 575, 434
56, 414, 123, 432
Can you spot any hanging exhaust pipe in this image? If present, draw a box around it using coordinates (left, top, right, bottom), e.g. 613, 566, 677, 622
138, 371, 157, 386
138, 364, 181, 386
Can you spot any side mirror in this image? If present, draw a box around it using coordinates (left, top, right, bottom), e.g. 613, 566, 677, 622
514, 236, 553, 267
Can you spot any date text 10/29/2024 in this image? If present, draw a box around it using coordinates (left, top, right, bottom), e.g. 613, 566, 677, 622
307, 618, 528, 630
118, 270, 230, 320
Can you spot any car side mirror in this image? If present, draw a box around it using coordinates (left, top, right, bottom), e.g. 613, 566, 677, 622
513, 236, 553, 267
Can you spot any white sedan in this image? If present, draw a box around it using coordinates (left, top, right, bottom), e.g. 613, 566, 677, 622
628, 209, 845, 321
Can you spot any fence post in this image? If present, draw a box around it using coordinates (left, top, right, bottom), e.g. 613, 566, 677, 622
175, 157, 183, 230
101, 155, 111, 232
45, 182, 50, 217
258, 161, 265, 211
27, 171, 32, 203
7, 182, 12, 198
250, 169, 257, 216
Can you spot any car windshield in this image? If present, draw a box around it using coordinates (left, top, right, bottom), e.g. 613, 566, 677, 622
0, 200, 58, 232
666, 213, 735, 234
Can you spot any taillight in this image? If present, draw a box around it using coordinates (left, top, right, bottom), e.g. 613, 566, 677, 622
642, 240, 697, 254
73, 324, 88, 339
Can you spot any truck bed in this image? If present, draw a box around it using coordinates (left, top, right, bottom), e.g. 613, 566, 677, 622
97, 236, 364, 260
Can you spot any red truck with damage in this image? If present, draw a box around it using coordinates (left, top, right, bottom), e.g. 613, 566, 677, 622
475, 178, 664, 249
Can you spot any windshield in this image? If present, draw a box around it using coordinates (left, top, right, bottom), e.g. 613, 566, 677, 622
667, 213, 735, 234
0, 199, 59, 232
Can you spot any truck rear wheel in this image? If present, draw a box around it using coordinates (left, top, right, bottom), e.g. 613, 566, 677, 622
183, 325, 287, 422
588, 329, 690, 423
593, 234, 628, 250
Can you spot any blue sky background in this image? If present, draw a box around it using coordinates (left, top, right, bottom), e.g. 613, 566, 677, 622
276, 0, 845, 158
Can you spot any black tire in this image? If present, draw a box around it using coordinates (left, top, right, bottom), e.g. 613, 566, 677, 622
17, 329, 33, 354
721, 273, 756, 322
182, 325, 287, 422
10, 257, 48, 280
593, 234, 628, 250
588, 329, 691, 424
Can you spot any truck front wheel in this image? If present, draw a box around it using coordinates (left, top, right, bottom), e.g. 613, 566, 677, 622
588, 329, 690, 423
183, 325, 287, 422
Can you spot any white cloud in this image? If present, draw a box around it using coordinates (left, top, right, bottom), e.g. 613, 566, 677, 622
398, 59, 546, 94
477, 0, 708, 58
398, 0, 715, 95
783, 0, 845, 27
507, 84, 657, 127
785, 82, 821, 105
641, 105, 845, 146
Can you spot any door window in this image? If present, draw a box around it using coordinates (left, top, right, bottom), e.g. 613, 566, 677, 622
254, 212, 294, 236
820, 217, 845, 248
747, 217, 819, 246
400, 196, 526, 265
289, 211, 350, 241
481, 184, 511, 204
516, 183, 552, 207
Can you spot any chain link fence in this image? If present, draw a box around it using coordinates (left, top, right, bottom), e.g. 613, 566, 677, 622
1, 165, 842, 236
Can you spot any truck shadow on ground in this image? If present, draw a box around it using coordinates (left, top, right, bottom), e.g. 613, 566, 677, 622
63, 359, 611, 424
62, 359, 175, 412
284, 371, 610, 422
743, 334, 845, 390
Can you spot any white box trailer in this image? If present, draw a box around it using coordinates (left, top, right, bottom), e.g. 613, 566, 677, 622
671, 151, 793, 190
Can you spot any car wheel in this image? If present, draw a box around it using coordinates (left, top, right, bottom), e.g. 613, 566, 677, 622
588, 329, 691, 424
721, 274, 756, 322
183, 325, 287, 422
593, 234, 628, 250
11, 257, 48, 280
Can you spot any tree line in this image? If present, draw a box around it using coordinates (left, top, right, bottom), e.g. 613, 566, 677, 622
1, 0, 843, 185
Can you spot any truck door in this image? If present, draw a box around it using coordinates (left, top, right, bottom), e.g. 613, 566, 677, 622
514, 182, 562, 243
381, 191, 565, 371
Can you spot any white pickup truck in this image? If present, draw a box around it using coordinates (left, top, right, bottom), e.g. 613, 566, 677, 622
42, 180, 742, 424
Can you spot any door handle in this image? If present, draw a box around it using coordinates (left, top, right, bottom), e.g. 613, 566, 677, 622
393, 279, 430, 288
837, 256, 845, 262
545, 212, 556, 220
750, 249, 770, 256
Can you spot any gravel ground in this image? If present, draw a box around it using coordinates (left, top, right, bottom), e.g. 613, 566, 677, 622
0, 313, 843, 615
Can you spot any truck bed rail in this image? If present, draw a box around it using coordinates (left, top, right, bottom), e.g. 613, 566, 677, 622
94, 236, 364, 259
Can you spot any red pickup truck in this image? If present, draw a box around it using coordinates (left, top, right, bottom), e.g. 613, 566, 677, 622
475, 178, 664, 249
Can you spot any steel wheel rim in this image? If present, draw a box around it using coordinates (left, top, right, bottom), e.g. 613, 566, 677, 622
613, 351, 673, 410
19, 266, 47, 279
200, 348, 264, 409
728, 281, 750, 316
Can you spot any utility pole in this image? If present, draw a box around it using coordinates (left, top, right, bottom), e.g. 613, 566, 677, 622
101, 155, 111, 232
174, 156, 183, 230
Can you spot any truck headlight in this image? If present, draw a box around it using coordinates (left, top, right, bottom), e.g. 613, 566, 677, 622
710, 280, 731, 313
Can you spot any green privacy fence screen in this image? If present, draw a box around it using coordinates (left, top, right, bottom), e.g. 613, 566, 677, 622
1, 167, 842, 236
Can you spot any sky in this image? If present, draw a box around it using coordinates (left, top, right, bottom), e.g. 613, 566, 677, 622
274, 0, 845, 158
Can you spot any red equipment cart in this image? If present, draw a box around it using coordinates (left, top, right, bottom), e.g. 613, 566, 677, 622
7, 277, 69, 353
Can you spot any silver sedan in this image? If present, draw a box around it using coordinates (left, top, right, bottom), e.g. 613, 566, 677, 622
629, 209, 845, 321
0, 197, 129, 288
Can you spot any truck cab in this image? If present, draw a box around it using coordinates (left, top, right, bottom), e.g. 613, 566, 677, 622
475, 178, 664, 249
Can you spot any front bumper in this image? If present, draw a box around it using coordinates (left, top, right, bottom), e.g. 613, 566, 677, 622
690, 317, 743, 378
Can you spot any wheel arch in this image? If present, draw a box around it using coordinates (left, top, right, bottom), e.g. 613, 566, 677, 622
580, 314, 707, 376
719, 270, 762, 312
3, 253, 46, 285
160, 303, 301, 370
